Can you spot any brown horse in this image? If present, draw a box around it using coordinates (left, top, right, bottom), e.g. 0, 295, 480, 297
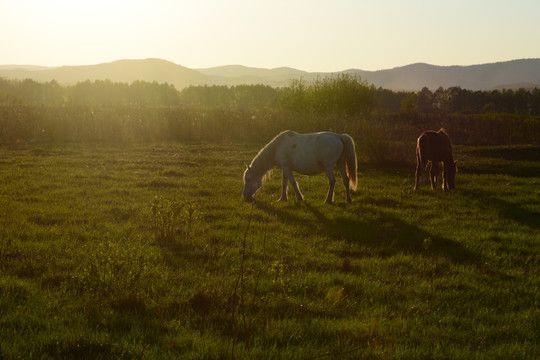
414, 129, 458, 190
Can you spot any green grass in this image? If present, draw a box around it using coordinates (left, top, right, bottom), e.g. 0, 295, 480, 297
0, 142, 538, 359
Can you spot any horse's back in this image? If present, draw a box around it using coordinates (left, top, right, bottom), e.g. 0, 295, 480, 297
275, 131, 344, 174
280, 131, 343, 152
417, 129, 453, 162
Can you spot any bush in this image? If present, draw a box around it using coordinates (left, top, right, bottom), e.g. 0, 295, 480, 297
278, 74, 375, 115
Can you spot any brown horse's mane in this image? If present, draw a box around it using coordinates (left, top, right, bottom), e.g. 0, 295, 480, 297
437, 128, 448, 136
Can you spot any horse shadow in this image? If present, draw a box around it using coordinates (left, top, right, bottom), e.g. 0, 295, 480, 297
255, 201, 482, 266
458, 145, 540, 178
458, 188, 539, 231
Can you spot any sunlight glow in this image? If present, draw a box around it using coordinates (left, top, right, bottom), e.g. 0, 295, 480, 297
1, 0, 539, 71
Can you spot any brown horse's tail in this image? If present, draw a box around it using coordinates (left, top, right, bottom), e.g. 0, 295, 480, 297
417, 135, 428, 170
341, 134, 357, 190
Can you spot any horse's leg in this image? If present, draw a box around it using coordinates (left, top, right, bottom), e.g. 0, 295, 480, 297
324, 166, 336, 204
338, 162, 351, 203
414, 147, 422, 190
430, 163, 439, 190
282, 168, 304, 201
279, 172, 288, 201
441, 167, 446, 190
442, 162, 448, 191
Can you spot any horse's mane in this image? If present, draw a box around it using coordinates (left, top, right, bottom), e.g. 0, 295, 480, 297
250, 131, 291, 176
437, 128, 448, 136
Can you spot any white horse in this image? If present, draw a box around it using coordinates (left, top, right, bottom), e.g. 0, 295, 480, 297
243, 130, 357, 203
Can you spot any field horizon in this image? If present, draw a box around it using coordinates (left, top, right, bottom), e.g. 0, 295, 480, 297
1, 57, 539, 91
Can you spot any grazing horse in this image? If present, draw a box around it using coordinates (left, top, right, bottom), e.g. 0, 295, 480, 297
243, 130, 357, 203
414, 129, 458, 190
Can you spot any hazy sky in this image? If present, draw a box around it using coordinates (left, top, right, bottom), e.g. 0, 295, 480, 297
1, 0, 539, 72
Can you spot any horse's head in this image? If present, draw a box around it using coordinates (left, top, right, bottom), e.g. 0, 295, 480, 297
243, 165, 262, 201
445, 160, 458, 190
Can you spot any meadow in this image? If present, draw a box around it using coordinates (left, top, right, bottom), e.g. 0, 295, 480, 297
0, 140, 538, 359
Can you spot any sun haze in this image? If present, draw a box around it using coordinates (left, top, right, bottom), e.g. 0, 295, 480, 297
1, 0, 539, 71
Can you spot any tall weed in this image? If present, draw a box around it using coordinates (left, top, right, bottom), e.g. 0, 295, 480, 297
151, 195, 198, 243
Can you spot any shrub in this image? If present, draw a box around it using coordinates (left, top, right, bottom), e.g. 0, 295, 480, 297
151, 196, 198, 243
278, 74, 375, 115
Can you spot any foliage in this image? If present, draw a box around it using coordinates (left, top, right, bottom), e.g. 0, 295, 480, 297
436, 86, 540, 114
0, 77, 539, 151
0, 77, 182, 106
179, 84, 279, 109
278, 74, 375, 115
3, 77, 540, 115
372, 86, 540, 115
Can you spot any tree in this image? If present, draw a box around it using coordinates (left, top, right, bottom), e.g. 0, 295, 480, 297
400, 93, 417, 114
278, 74, 375, 115
417, 87, 433, 113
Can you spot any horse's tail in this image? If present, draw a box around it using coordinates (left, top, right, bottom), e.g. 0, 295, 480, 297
341, 134, 357, 191
417, 134, 428, 170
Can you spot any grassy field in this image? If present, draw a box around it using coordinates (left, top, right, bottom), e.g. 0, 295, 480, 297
0, 141, 538, 359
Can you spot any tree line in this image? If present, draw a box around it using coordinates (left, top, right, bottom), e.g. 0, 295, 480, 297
2, 76, 540, 115
0, 78, 182, 106
0, 76, 538, 155
383, 86, 540, 115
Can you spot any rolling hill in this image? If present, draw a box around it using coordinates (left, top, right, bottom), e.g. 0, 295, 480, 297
1, 58, 539, 91
345, 59, 540, 91
0, 59, 210, 89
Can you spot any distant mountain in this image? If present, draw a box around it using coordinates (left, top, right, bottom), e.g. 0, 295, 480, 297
197, 65, 307, 79
1, 58, 539, 91
0, 59, 211, 89
345, 59, 540, 91
0, 65, 55, 71
196, 65, 310, 87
